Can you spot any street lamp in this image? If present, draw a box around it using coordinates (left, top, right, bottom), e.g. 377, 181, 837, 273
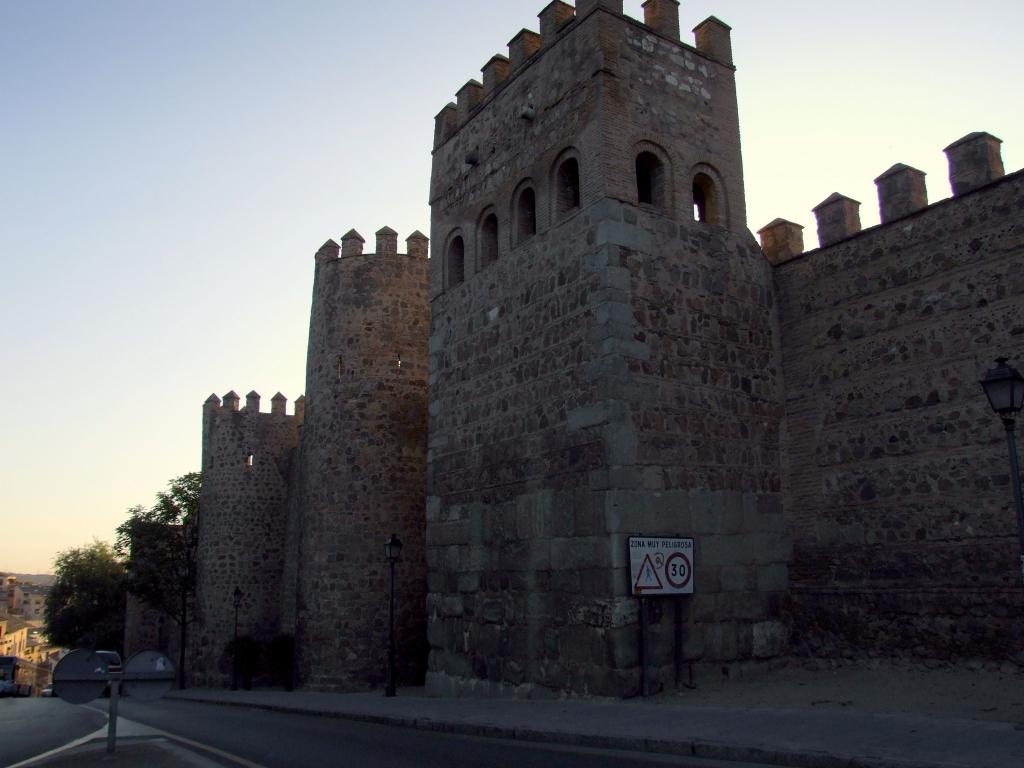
980, 357, 1024, 584
384, 534, 403, 697
231, 586, 243, 691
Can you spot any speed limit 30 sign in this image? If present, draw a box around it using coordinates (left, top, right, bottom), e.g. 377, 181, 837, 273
628, 537, 695, 596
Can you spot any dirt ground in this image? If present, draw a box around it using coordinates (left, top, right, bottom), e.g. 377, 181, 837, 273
656, 659, 1024, 723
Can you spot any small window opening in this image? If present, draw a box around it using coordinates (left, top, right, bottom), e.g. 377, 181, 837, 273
244, 454, 254, 468
516, 187, 537, 243
556, 158, 581, 216
692, 173, 719, 224
448, 236, 465, 287
397, 353, 402, 372
480, 213, 499, 269
336, 355, 344, 380
636, 151, 665, 207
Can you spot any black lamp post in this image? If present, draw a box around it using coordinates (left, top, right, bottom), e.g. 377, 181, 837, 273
384, 534, 403, 697
231, 586, 242, 691
980, 357, 1024, 585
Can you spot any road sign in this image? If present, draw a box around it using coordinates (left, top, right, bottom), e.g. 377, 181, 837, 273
123, 651, 175, 702
628, 537, 695, 596
52, 650, 109, 705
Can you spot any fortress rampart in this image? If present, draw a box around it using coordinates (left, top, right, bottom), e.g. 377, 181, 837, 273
183, 2, 1024, 697
292, 228, 430, 689
762, 135, 1024, 660
192, 391, 301, 686
190, 228, 430, 690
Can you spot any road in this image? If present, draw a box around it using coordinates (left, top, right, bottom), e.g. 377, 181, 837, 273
111, 698, 778, 768
0, 698, 104, 766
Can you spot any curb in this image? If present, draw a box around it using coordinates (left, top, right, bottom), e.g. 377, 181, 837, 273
168, 693, 964, 768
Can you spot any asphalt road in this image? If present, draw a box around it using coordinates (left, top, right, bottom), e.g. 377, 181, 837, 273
112, 698, 781, 768
0, 698, 105, 767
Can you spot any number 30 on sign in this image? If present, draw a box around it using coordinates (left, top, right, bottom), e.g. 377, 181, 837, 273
627, 537, 695, 596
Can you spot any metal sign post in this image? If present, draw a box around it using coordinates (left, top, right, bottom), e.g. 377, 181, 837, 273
627, 536, 696, 697
53, 650, 176, 754
105, 668, 121, 754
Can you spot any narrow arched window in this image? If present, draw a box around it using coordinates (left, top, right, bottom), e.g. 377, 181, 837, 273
636, 152, 665, 207
556, 158, 581, 216
692, 173, 719, 224
516, 187, 537, 243
447, 236, 465, 287
479, 213, 499, 269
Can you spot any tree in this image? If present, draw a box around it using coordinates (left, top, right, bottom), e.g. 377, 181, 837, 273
45, 541, 126, 653
115, 472, 200, 689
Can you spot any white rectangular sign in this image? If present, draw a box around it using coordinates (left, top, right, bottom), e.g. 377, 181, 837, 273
628, 537, 694, 596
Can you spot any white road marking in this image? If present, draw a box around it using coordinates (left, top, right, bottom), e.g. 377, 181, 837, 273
4, 713, 268, 768
3, 722, 109, 768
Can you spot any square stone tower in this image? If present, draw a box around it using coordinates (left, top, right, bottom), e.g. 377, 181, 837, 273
427, 0, 789, 697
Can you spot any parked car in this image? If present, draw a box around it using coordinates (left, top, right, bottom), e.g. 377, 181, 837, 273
40, 685, 54, 697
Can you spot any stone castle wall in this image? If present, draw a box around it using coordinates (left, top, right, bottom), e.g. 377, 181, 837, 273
426, 2, 789, 697
292, 231, 430, 689
181, 2, 1024, 697
124, 593, 180, 661
773, 155, 1024, 661
191, 394, 300, 686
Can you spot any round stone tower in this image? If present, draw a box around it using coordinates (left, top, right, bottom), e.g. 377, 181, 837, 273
293, 227, 430, 689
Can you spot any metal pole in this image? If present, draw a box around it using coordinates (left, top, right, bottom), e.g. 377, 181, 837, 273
106, 676, 120, 754
1004, 418, 1024, 585
673, 598, 682, 689
386, 558, 396, 697
231, 603, 239, 691
638, 597, 649, 697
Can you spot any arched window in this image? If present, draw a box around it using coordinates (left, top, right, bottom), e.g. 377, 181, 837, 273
447, 235, 465, 287
636, 151, 666, 207
692, 173, 720, 224
516, 186, 537, 244
556, 157, 581, 217
479, 212, 499, 269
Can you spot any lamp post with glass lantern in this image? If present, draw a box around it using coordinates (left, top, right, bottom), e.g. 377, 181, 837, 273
231, 586, 242, 691
384, 534, 403, 697
980, 357, 1024, 584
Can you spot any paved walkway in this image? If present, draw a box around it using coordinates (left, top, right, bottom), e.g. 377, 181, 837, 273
168, 679, 1024, 768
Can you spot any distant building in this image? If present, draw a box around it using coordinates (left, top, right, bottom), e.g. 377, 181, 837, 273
11, 584, 48, 621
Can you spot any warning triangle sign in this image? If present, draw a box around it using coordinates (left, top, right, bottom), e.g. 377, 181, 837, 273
634, 553, 663, 592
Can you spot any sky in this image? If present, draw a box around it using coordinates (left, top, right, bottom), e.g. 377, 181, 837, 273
1, 1, 1022, 574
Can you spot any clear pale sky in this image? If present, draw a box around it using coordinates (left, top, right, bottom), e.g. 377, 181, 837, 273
2, 1, 1021, 573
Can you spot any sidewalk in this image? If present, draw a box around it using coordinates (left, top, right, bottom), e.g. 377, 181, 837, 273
168, 668, 1024, 768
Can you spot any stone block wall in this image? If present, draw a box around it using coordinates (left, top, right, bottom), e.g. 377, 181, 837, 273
124, 593, 180, 661
292, 233, 430, 690
612, 203, 789, 683
190, 394, 300, 686
427, 2, 788, 697
774, 168, 1024, 662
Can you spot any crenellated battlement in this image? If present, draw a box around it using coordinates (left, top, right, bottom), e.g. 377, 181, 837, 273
432, 0, 732, 149
759, 131, 1012, 263
314, 228, 428, 262
202, 391, 303, 419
